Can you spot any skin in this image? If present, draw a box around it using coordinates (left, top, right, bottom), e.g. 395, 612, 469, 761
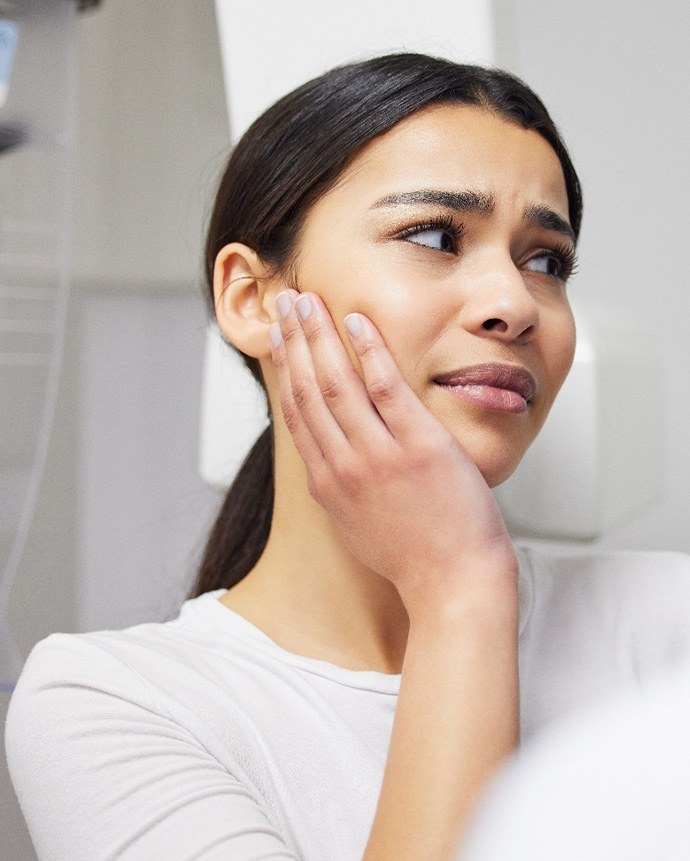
213, 103, 578, 857
289, 104, 576, 486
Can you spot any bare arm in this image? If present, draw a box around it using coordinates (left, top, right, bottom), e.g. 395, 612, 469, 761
271, 290, 519, 860
370, 592, 519, 860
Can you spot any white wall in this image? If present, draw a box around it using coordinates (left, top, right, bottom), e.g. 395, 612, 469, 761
215, 0, 495, 138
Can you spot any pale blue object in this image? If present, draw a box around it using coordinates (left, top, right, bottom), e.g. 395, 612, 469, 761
0, 20, 18, 106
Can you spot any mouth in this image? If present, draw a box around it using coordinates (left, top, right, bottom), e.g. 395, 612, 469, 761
433, 363, 537, 414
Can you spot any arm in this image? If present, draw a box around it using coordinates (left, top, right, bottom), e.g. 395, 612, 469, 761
271, 291, 519, 860
5, 634, 300, 861
371, 597, 519, 860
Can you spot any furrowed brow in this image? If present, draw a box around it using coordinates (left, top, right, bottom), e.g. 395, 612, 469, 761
371, 189, 495, 214
523, 204, 575, 243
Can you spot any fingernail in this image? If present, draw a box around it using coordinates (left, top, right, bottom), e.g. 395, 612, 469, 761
295, 294, 313, 322
276, 292, 292, 319
269, 322, 282, 348
345, 313, 363, 338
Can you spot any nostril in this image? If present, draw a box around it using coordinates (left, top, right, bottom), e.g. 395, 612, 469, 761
483, 318, 508, 333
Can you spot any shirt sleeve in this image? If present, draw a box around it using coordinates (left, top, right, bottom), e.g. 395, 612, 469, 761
5, 634, 300, 861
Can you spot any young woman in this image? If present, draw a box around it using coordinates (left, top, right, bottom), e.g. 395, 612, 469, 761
7, 53, 690, 861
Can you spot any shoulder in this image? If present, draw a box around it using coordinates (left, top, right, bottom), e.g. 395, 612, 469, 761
516, 547, 690, 735
7, 596, 204, 721
519, 544, 690, 580
518, 545, 690, 675
518, 545, 690, 611
5, 625, 304, 860
5, 592, 228, 774
5, 629, 180, 778
7, 626, 165, 700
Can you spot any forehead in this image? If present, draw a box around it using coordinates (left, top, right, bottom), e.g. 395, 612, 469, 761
317, 103, 570, 220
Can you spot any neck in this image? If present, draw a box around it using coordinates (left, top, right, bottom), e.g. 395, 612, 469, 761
219, 430, 409, 674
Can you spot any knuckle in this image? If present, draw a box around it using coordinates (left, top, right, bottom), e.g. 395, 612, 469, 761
308, 460, 334, 505
319, 372, 345, 404
357, 338, 377, 358
332, 458, 361, 491
408, 447, 434, 472
281, 320, 302, 344
303, 316, 328, 344
291, 377, 312, 409
376, 447, 399, 473
367, 374, 397, 403
409, 435, 452, 470
280, 398, 300, 432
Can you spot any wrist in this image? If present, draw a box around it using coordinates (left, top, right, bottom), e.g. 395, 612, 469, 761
400, 550, 520, 627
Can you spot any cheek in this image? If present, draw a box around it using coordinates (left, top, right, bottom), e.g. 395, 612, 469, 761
558, 310, 577, 374
360, 295, 449, 392
299, 249, 443, 383
544, 305, 577, 395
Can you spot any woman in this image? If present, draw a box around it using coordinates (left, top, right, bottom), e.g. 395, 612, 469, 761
7, 54, 690, 861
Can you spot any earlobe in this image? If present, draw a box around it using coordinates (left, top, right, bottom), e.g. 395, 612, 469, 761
213, 243, 278, 358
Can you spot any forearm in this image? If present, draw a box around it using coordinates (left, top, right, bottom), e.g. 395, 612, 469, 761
364, 579, 520, 861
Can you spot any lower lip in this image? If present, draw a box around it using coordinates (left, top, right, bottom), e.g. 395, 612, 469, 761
437, 383, 529, 414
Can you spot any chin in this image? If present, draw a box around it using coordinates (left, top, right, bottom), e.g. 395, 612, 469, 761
429, 385, 545, 484
482, 459, 521, 489
460, 430, 533, 489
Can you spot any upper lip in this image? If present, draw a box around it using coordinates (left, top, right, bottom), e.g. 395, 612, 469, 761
433, 363, 537, 403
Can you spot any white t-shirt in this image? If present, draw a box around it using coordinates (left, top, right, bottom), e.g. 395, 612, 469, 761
6, 548, 690, 861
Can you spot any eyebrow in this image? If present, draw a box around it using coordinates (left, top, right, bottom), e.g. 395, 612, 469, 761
371, 189, 575, 243
523, 203, 575, 243
371, 189, 495, 214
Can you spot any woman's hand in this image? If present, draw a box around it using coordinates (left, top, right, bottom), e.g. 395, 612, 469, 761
272, 289, 520, 859
270, 289, 517, 615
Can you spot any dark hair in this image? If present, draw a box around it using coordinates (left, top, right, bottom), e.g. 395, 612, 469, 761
189, 52, 583, 599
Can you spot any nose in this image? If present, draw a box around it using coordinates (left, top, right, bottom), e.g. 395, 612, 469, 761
459, 257, 539, 344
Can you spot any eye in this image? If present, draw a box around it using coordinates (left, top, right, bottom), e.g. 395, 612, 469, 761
397, 215, 464, 255
406, 227, 456, 253
525, 254, 562, 276
524, 243, 578, 282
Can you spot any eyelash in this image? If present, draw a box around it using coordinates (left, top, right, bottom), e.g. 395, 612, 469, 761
538, 241, 579, 282
396, 215, 465, 253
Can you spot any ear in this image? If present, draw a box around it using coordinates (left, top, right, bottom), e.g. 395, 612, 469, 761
213, 243, 280, 358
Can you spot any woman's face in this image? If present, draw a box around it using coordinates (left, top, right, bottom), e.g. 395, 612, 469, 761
282, 104, 576, 486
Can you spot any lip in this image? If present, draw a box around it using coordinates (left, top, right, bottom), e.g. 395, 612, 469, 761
433, 363, 537, 414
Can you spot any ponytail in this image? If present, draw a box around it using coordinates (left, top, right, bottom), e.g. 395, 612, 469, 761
189, 424, 274, 598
